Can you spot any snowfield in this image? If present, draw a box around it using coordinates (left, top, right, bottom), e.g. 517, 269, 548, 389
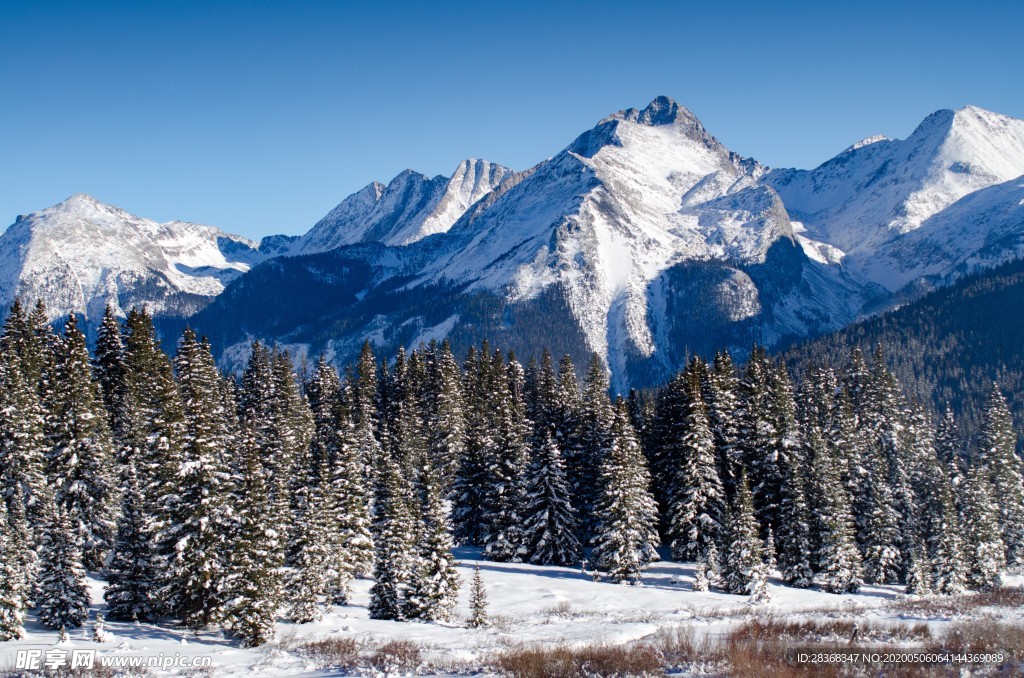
2, 549, 1020, 676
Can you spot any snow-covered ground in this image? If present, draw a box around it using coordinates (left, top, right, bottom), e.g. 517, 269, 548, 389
3, 549, 1020, 676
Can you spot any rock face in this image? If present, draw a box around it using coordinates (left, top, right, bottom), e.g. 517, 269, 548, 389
8, 97, 1024, 388
0, 194, 270, 329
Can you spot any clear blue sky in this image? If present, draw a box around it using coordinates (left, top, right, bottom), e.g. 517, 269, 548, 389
2, 0, 1022, 239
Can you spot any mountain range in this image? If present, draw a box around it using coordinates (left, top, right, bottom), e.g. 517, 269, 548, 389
3, 96, 1023, 388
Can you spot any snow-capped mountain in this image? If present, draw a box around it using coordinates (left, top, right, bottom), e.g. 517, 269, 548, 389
185, 97, 865, 388
765, 105, 1024, 290
10, 97, 1024, 389
0, 194, 270, 328
291, 158, 513, 253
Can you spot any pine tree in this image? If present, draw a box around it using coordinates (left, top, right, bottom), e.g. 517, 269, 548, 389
576, 354, 615, 543
808, 428, 863, 594
424, 340, 466, 489
521, 432, 582, 566
482, 353, 530, 563
468, 566, 488, 628
692, 555, 710, 593
0, 349, 49, 538
162, 329, 236, 629
37, 503, 90, 630
664, 366, 725, 563
104, 460, 159, 622
46, 315, 117, 569
92, 304, 125, 437
224, 433, 282, 647
904, 540, 933, 595
591, 398, 660, 584
720, 472, 768, 599
707, 351, 743, 499
0, 498, 26, 640
860, 446, 902, 585
977, 385, 1024, 566
368, 455, 417, 620
963, 465, 1005, 591
405, 458, 460, 622
922, 461, 966, 595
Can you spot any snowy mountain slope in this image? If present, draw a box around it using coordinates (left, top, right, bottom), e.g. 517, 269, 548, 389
765, 105, 1024, 289
188, 97, 864, 389
0, 194, 270, 327
291, 158, 513, 253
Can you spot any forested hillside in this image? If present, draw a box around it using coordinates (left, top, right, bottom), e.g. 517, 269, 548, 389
781, 258, 1024, 446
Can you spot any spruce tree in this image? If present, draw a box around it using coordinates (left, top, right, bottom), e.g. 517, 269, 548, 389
707, 351, 743, 498
0, 497, 26, 640
37, 503, 90, 630
368, 455, 417, 620
576, 354, 615, 542
92, 304, 125, 437
720, 472, 768, 599
808, 428, 863, 594
482, 353, 530, 563
405, 458, 460, 622
922, 461, 966, 595
904, 540, 933, 596
468, 566, 488, 628
104, 460, 159, 622
591, 398, 660, 584
0, 349, 49, 538
47, 315, 116, 569
286, 454, 334, 623
424, 340, 466, 489
963, 465, 1005, 591
162, 329, 236, 629
664, 367, 725, 562
225, 436, 281, 646
977, 385, 1024, 566
521, 432, 582, 566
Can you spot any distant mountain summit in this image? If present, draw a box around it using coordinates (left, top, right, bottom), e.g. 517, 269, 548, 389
0, 194, 269, 326
7, 97, 1024, 388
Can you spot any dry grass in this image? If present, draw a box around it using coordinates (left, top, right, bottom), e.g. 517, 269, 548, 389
492, 642, 664, 677
728, 616, 932, 644
297, 636, 361, 671
890, 586, 1024, 618
367, 639, 423, 673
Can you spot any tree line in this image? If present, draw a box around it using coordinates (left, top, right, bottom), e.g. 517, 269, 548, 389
1, 299, 1022, 646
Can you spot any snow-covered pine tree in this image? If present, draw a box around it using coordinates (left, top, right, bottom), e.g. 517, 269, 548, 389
737, 347, 782, 537
285, 453, 334, 623
904, 539, 933, 595
0, 349, 49, 538
46, 315, 116, 569
934, 406, 965, 487
330, 402, 375, 584
423, 340, 466, 490
963, 464, 1005, 591
37, 503, 90, 630
977, 385, 1024, 566
482, 353, 530, 563
368, 454, 417, 620
0, 497, 26, 640
591, 398, 660, 584
521, 431, 581, 566
104, 459, 159, 622
860, 444, 902, 585
405, 457, 460, 622
663, 364, 725, 563
162, 329, 236, 629
92, 304, 125, 438
225, 435, 281, 646
922, 460, 966, 595
720, 472, 769, 600
452, 346, 490, 546
468, 566, 488, 628
554, 353, 583, 484
692, 555, 709, 592
808, 428, 863, 594
576, 354, 617, 544
707, 351, 743, 499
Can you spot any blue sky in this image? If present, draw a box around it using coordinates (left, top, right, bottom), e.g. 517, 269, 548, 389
2, 0, 1022, 239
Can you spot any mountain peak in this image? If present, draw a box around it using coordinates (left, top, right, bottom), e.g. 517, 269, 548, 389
613, 95, 700, 127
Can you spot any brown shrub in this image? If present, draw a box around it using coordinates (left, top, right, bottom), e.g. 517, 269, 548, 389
298, 636, 361, 670
367, 639, 423, 674
493, 642, 663, 677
